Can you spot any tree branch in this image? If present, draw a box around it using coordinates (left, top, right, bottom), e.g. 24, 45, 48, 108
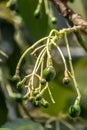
51, 0, 87, 51
51, 0, 87, 28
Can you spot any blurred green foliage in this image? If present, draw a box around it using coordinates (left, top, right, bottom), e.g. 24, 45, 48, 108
17, 0, 50, 41
2, 119, 43, 130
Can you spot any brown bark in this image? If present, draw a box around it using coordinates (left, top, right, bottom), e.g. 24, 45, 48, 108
51, 0, 87, 31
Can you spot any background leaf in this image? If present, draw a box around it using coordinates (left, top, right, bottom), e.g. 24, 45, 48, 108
2, 118, 44, 130
75, 56, 87, 101
17, 0, 50, 41
0, 128, 11, 130
41, 81, 74, 116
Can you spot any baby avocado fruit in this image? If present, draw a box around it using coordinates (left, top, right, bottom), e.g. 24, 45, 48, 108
40, 78, 47, 86
63, 76, 70, 85
69, 104, 81, 117
50, 17, 57, 24
42, 66, 56, 82
13, 74, 20, 83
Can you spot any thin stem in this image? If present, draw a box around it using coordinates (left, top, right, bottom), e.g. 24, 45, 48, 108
6, 0, 12, 7
45, 117, 56, 129
37, 82, 48, 97
44, 0, 50, 16
44, 0, 55, 18
52, 41, 68, 71
60, 119, 76, 130
50, 29, 59, 36
58, 26, 82, 36
17, 74, 32, 87
39, 57, 44, 91
48, 86, 55, 103
0, 50, 8, 58
32, 47, 46, 74
39, 0, 43, 4
46, 31, 58, 66
46, 37, 51, 60
40, 56, 44, 77
36, 0, 43, 11
23, 87, 31, 99
31, 44, 46, 55
64, 33, 81, 102
56, 119, 60, 130
30, 47, 46, 89
35, 48, 46, 72
16, 36, 52, 74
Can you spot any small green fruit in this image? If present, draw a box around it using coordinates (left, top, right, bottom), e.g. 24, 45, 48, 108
33, 100, 40, 107
63, 76, 70, 85
42, 66, 56, 82
11, 93, 23, 102
13, 74, 20, 83
34, 9, 41, 19
50, 17, 57, 24
29, 97, 35, 102
69, 104, 81, 117
40, 79, 46, 86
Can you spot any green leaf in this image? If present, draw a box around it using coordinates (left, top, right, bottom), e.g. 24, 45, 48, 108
75, 56, 87, 101
17, 0, 49, 40
2, 118, 44, 130
41, 81, 74, 116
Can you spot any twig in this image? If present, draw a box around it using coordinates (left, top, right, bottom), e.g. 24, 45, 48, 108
51, 0, 87, 27
51, 0, 87, 51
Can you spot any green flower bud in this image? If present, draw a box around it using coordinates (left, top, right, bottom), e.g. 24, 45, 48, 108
33, 100, 40, 107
